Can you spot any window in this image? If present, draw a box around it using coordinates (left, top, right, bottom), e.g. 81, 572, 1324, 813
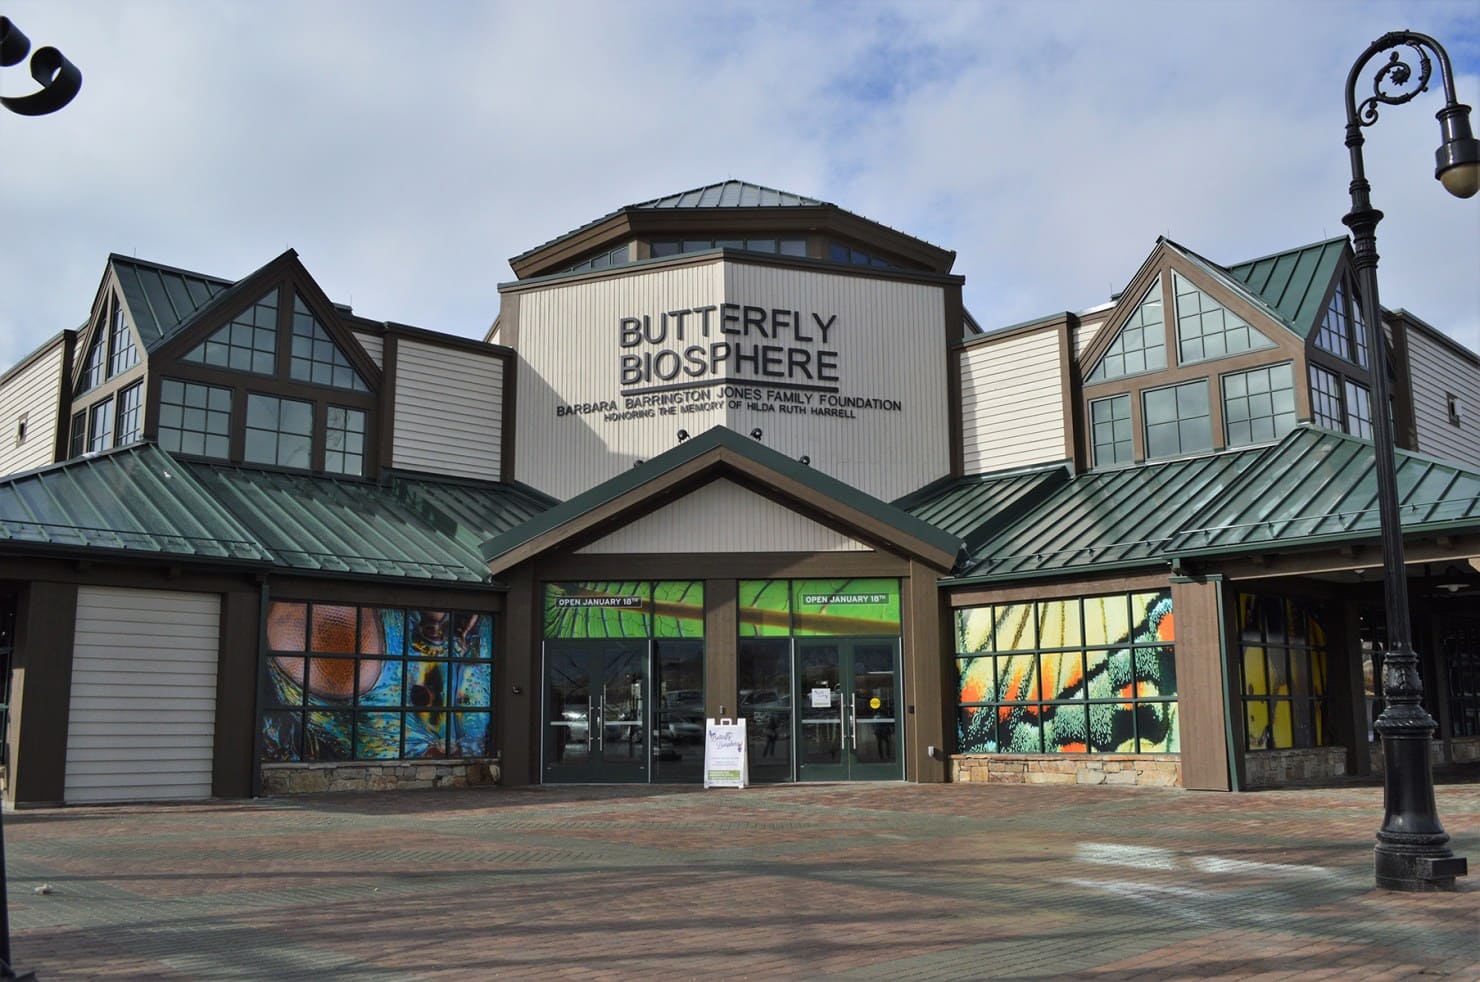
1090, 394, 1134, 466
261, 602, 495, 762
86, 398, 114, 453
158, 378, 232, 459
68, 410, 85, 458
114, 382, 143, 445
567, 243, 631, 273
184, 291, 278, 375
290, 296, 368, 391
324, 405, 367, 476
1222, 363, 1297, 447
826, 242, 895, 268
1447, 392, 1462, 426
1344, 380, 1373, 439
955, 591, 1178, 754
107, 301, 138, 377
1237, 594, 1331, 750
1315, 274, 1371, 368
1309, 364, 1344, 430
1142, 380, 1212, 459
77, 331, 106, 395
1087, 280, 1166, 383
245, 393, 313, 469
13, 414, 26, 448
651, 237, 808, 261
1173, 272, 1274, 365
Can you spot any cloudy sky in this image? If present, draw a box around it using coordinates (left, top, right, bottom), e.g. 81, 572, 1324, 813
2, 0, 1477, 370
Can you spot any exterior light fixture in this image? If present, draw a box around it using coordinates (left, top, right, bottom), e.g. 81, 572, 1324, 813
749, 428, 763, 440
799, 455, 811, 466
676, 429, 690, 443
0, 16, 82, 117
1342, 30, 1472, 892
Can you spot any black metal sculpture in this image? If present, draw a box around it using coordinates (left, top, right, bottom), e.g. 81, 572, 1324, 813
1, 15, 81, 117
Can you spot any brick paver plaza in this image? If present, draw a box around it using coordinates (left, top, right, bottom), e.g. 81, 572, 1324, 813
2, 777, 1476, 979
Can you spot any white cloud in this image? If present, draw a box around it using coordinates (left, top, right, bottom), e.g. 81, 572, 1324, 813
1, 0, 1475, 370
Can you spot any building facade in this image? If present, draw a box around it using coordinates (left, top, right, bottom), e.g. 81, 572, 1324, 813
1, 181, 1477, 805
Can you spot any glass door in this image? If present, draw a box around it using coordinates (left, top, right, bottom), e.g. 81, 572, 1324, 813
543, 641, 648, 783
796, 639, 902, 781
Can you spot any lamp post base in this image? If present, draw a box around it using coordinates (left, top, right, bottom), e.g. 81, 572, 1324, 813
1374, 848, 1468, 892
1373, 718, 1468, 891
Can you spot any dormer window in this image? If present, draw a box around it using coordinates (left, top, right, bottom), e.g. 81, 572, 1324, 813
1087, 279, 1167, 383
290, 296, 368, 391
183, 291, 279, 375
1315, 274, 1370, 369
1173, 273, 1274, 365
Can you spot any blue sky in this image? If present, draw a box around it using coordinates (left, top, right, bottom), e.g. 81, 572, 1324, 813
2, 0, 1477, 369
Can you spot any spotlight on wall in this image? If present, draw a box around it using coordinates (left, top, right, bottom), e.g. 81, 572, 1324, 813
750, 428, 763, 440
799, 455, 810, 466
676, 429, 690, 443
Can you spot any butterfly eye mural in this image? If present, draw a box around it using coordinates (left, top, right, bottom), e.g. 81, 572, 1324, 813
261, 602, 494, 763
955, 590, 1178, 754
0, 17, 82, 117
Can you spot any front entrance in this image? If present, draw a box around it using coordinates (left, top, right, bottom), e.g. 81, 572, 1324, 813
796, 638, 902, 781
543, 642, 649, 783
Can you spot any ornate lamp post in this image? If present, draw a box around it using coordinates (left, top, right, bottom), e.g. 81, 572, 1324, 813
1342, 30, 1476, 892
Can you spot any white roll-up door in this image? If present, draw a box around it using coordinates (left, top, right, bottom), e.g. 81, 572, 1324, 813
64, 586, 221, 803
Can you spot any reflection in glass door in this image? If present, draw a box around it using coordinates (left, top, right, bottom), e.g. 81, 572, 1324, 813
796, 639, 902, 781
543, 642, 648, 783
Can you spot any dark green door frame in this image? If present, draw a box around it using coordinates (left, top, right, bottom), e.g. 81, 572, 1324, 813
796, 638, 902, 781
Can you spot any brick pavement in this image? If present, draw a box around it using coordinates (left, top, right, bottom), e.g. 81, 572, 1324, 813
1, 778, 1476, 980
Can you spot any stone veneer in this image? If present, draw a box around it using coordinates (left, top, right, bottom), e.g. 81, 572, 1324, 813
951, 753, 1181, 787
261, 759, 499, 795
1243, 746, 1347, 788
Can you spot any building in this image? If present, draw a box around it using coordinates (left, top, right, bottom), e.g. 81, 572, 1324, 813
1, 180, 1477, 806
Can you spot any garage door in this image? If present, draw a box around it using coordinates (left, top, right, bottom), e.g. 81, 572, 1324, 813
64, 586, 220, 803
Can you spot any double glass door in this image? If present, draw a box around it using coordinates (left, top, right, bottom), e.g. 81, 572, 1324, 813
796, 639, 901, 781
544, 642, 648, 783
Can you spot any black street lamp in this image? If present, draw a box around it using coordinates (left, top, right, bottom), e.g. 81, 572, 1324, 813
1342, 30, 1477, 892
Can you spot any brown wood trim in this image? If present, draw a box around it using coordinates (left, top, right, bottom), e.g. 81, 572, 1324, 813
1208, 534, 1480, 581
266, 576, 507, 610
288, 262, 385, 390
379, 332, 398, 473
498, 565, 537, 786
8, 580, 79, 806
945, 570, 1171, 608
705, 578, 738, 720
1171, 575, 1231, 790
1059, 318, 1084, 471
498, 293, 519, 483
945, 285, 965, 478
953, 312, 1072, 349
148, 251, 300, 364
0, 557, 262, 593
536, 550, 911, 581
904, 558, 947, 783
50, 329, 79, 463
212, 589, 261, 797
1077, 246, 1169, 375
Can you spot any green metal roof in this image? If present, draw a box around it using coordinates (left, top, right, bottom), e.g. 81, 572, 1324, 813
1224, 237, 1347, 340
1167, 427, 1480, 557
956, 446, 1268, 583
636, 181, 826, 210
482, 425, 966, 569
188, 463, 549, 585
110, 254, 232, 349
0, 444, 269, 563
898, 465, 1069, 554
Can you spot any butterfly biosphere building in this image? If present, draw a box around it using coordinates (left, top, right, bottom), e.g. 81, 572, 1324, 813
1, 181, 1477, 805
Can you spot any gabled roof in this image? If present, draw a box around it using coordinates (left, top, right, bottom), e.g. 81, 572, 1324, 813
188, 463, 552, 585
1225, 237, 1348, 340
109, 254, 233, 349
1166, 427, 1480, 557
481, 425, 966, 574
0, 444, 269, 564
949, 425, 1480, 585
897, 464, 1069, 554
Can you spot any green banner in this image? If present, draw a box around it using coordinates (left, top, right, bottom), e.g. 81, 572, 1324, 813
544, 581, 703, 639
792, 578, 900, 636
738, 579, 791, 637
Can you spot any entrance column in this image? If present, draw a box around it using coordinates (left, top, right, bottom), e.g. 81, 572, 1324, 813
1171, 574, 1233, 791
706, 579, 737, 719
500, 565, 538, 787
905, 559, 947, 783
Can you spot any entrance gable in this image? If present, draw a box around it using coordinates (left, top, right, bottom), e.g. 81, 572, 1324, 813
576, 477, 872, 554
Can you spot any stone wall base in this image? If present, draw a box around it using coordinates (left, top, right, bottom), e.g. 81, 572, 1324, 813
1449, 736, 1480, 764
260, 759, 499, 796
1368, 735, 1477, 771
1244, 746, 1347, 788
950, 753, 1181, 787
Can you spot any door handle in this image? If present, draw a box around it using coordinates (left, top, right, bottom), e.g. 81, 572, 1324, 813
848, 701, 857, 751
591, 700, 601, 750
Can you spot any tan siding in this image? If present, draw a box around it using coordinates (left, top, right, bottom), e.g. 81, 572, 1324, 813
959, 326, 1067, 473
353, 331, 384, 370
0, 337, 65, 476
392, 339, 504, 480
510, 261, 950, 501
64, 587, 220, 803
576, 478, 871, 554
1408, 329, 1480, 467
1075, 314, 1109, 358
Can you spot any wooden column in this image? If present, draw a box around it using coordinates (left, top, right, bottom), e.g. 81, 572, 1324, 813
1171, 574, 1233, 791
7, 581, 78, 807
705, 579, 738, 719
